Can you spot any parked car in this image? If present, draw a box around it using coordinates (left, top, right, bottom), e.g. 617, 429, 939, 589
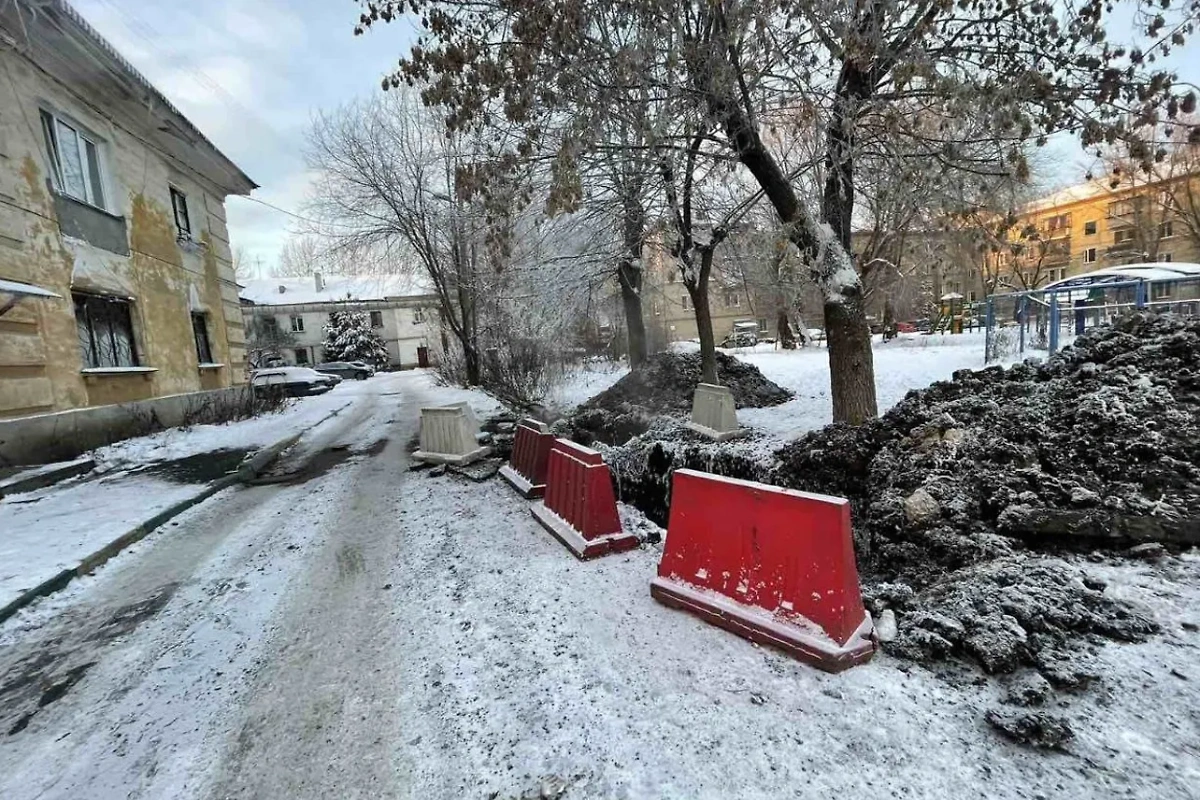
314, 361, 372, 380
721, 331, 758, 348
251, 367, 338, 397
895, 321, 916, 333
346, 360, 377, 376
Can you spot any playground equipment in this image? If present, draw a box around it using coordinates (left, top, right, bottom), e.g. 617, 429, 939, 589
982, 265, 1200, 363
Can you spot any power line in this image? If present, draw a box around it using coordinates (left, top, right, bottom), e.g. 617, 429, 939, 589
231, 194, 357, 230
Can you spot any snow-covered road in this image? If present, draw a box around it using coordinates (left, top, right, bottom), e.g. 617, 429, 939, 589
1, 371, 1196, 799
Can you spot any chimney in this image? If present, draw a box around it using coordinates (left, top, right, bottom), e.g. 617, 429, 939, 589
314, 272, 324, 292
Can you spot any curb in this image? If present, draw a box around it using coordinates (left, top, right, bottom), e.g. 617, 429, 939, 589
0, 458, 96, 499
0, 403, 350, 625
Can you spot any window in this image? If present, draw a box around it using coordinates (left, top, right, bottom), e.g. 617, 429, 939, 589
40, 109, 107, 209
170, 187, 192, 240
1152, 282, 1171, 300
1162, 252, 1173, 263
667, 270, 676, 283
1044, 213, 1070, 232
1084, 248, 1097, 264
192, 313, 213, 363
1108, 199, 1134, 217
653, 302, 662, 316
757, 318, 768, 333
681, 294, 691, 311
412, 307, 425, 324
290, 315, 304, 333
1160, 221, 1174, 238
73, 293, 138, 368
969, 291, 977, 303
724, 290, 740, 307
294, 348, 309, 365
370, 310, 384, 328
1113, 229, 1136, 244
1084, 220, 1097, 235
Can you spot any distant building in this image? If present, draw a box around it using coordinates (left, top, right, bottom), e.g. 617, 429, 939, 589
641, 230, 779, 346
239, 274, 439, 369
0, 0, 255, 418
982, 172, 1200, 294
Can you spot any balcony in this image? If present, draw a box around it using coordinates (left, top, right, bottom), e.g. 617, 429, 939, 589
1105, 239, 1142, 260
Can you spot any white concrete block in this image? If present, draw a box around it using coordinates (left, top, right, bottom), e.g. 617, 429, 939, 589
414, 405, 490, 465
685, 382, 745, 441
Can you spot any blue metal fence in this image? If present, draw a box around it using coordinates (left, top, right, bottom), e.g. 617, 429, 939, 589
983, 274, 1200, 362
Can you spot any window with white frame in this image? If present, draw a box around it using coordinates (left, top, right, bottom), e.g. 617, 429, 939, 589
1113, 229, 1136, 244
1159, 221, 1174, 238
724, 289, 740, 307
1152, 282, 1171, 300
40, 109, 108, 210
170, 187, 192, 240
412, 307, 425, 324
290, 315, 305, 333
1084, 220, 1098, 235
757, 318, 768, 333
1084, 247, 1097, 264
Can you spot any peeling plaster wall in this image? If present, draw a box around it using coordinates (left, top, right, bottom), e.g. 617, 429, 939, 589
0, 48, 246, 419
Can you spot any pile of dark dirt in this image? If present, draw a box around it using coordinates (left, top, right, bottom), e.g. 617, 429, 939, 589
604, 313, 1200, 686
558, 350, 791, 446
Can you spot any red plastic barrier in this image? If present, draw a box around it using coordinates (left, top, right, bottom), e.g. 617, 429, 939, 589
531, 439, 638, 559
498, 418, 554, 498
651, 469, 874, 672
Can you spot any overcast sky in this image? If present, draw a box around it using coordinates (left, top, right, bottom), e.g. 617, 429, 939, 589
70, 1, 1198, 278
71, 0, 417, 277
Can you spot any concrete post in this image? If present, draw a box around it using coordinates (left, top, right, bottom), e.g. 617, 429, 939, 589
413, 405, 490, 465
685, 383, 745, 441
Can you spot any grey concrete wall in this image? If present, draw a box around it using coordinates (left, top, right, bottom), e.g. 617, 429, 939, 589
0, 385, 254, 467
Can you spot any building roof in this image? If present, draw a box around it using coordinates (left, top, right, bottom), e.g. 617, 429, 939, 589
1021, 180, 1112, 214
1043, 262, 1200, 291
0, 0, 256, 195
239, 274, 434, 306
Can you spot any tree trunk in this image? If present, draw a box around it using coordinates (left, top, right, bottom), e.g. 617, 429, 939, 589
618, 259, 647, 368
776, 309, 796, 349
819, 62, 878, 425
689, 249, 718, 384
700, 53, 878, 423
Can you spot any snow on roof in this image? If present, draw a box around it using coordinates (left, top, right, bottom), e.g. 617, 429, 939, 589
1043, 262, 1200, 290
0, 278, 61, 299
1022, 180, 1112, 214
239, 274, 433, 306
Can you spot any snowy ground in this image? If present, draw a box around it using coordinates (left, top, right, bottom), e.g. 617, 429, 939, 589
549, 360, 628, 412
736, 332, 995, 439
91, 378, 374, 471
1, 370, 1197, 799
0, 374, 409, 615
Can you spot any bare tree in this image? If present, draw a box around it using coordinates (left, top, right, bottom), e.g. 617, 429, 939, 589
1091, 118, 1200, 264
357, 0, 1196, 425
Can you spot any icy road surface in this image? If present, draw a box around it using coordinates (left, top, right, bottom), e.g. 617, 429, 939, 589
0, 370, 1196, 799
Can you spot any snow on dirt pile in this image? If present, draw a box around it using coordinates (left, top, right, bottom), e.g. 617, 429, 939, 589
558, 350, 791, 446
605, 314, 1200, 739
780, 314, 1200, 681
